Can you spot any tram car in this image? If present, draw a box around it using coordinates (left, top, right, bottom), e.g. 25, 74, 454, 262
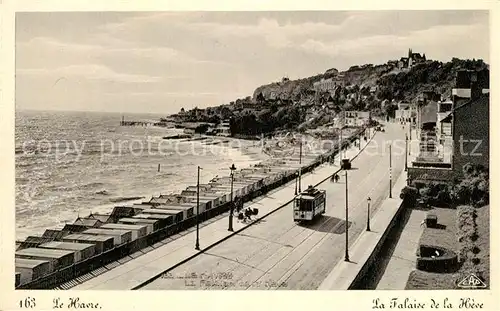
294, 185, 326, 222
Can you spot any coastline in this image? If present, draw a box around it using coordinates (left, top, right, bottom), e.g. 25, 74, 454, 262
16, 127, 355, 242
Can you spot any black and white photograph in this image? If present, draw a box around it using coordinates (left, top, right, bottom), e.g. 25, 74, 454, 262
5, 6, 494, 299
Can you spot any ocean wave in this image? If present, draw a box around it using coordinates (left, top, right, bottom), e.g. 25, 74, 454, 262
108, 196, 145, 203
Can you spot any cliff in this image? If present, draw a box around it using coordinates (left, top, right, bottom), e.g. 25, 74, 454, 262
170, 57, 488, 137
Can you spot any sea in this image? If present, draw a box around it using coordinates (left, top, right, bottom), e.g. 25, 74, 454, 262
15, 110, 260, 241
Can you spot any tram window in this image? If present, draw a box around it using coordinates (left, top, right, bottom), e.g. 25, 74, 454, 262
299, 200, 313, 211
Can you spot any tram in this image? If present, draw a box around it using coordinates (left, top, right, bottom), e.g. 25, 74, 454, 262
293, 185, 326, 222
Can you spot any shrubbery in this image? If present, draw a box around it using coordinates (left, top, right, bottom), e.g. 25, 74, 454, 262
410, 163, 489, 209
456, 205, 483, 281
450, 164, 489, 207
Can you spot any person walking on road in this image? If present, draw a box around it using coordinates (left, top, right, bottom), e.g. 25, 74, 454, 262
335, 174, 340, 183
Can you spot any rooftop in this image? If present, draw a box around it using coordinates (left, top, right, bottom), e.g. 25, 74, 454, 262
16, 247, 75, 259
39, 241, 95, 251
15, 258, 51, 268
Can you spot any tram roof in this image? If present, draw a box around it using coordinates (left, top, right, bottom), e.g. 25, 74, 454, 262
296, 195, 316, 200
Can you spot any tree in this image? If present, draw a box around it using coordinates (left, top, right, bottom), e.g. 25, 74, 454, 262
384, 103, 398, 119
451, 164, 489, 207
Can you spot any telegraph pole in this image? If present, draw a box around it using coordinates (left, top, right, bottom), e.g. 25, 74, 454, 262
366, 197, 371, 232
295, 171, 298, 195
389, 143, 393, 198
298, 141, 302, 193
228, 164, 236, 232
344, 170, 349, 262
195, 166, 201, 250
405, 134, 408, 171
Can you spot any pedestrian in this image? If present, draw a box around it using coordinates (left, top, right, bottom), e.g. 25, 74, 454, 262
335, 174, 340, 183
244, 208, 252, 221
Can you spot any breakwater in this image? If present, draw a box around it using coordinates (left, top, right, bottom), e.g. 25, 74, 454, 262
16, 127, 368, 289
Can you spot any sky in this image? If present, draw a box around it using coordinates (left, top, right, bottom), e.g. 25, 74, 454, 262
15, 11, 489, 114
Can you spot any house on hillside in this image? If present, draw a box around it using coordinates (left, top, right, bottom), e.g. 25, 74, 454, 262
448, 94, 489, 178
398, 48, 427, 69
344, 111, 371, 127
214, 120, 231, 137
407, 68, 489, 182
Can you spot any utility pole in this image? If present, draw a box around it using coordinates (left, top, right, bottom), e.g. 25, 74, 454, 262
408, 125, 412, 155
389, 143, 392, 198
298, 141, 302, 193
195, 166, 201, 250
295, 171, 298, 195
366, 197, 371, 232
405, 134, 408, 171
344, 170, 349, 262
228, 163, 237, 232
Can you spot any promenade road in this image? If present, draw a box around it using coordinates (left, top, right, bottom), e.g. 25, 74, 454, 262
141, 123, 407, 290
71, 128, 372, 290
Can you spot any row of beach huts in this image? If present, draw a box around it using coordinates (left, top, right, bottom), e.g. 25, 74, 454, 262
15, 137, 341, 289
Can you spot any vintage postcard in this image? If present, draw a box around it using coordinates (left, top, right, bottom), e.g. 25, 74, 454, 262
0, 1, 498, 310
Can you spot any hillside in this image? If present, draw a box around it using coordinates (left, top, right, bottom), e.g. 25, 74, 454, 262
170, 57, 488, 137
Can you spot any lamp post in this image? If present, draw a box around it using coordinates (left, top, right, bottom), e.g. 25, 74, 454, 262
389, 143, 393, 198
195, 166, 201, 250
298, 141, 302, 193
405, 134, 408, 171
366, 197, 371, 232
228, 163, 237, 232
344, 170, 349, 262
408, 124, 412, 155
295, 171, 298, 195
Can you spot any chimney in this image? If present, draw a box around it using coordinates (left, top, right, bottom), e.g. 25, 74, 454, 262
470, 71, 481, 101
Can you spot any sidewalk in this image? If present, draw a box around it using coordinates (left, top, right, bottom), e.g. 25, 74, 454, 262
375, 208, 426, 289
318, 168, 408, 290
319, 126, 421, 290
71, 132, 375, 290
375, 127, 425, 289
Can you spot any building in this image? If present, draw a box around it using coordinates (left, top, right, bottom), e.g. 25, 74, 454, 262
449, 94, 489, 177
452, 68, 490, 107
436, 99, 454, 162
415, 90, 441, 132
398, 48, 427, 69
214, 120, 231, 137
439, 69, 489, 177
344, 111, 371, 127
408, 68, 489, 182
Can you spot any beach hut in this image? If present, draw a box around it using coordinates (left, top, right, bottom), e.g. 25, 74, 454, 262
141, 209, 184, 223
132, 213, 173, 228
153, 204, 194, 219
99, 223, 148, 241
15, 258, 52, 285
15, 248, 75, 271
38, 241, 96, 262
62, 234, 114, 254
83, 228, 132, 246
118, 218, 157, 234
73, 217, 103, 228
15, 272, 21, 287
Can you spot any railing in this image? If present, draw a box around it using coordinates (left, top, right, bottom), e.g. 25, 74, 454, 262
17, 126, 368, 289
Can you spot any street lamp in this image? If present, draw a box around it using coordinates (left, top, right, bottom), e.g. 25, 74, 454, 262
366, 197, 371, 232
295, 171, 299, 195
195, 166, 201, 250
344, 169, 349, 262
228, 163, 237, 232
298, 140, 302, 193
388, 143, 392, 198
405, 134, 408, 171
408, 124, 412, 155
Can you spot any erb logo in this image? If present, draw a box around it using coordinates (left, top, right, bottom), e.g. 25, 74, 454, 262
457, 274, 487, 289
